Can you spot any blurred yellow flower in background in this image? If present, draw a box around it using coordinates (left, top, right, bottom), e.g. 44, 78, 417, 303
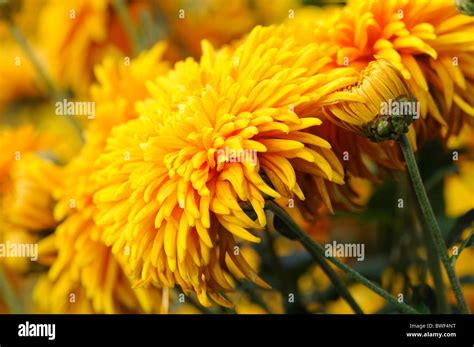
0, 0, 47, 109
38, 0, 142, 96
2, 154, 61, 230
450, 248, 474, 311
444, 125, 474, 218
0, 126, 60, 234
0, 46, 41, 109
445, 160, 474, 217
0, 125, 61, 314
157, 0, 300, 58
327, 283, 385, 314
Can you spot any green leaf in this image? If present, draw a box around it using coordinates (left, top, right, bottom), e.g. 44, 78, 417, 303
446, 209, 474, 247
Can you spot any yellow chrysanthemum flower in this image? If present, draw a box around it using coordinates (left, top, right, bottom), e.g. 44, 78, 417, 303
0, 126, 58, 229
0, 125, 63, 277
92, 24, 362, 306
33, 43, 170, 313
37, 0, 143, 96
89, 42, 169, 138
2, 153, 61, 230
283, 0, 474, 188
0, 126, 49, 182
323, 59, 414, 141
34, 225, 164, 314
308, 0, 474, 138
283, 10, 408, 185
296, 59, 410, 204
53, 41, 168, 237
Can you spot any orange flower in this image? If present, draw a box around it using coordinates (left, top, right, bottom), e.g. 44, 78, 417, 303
33, 43, 169, 313
92, 24, 362, 306
307, 0, 474, 138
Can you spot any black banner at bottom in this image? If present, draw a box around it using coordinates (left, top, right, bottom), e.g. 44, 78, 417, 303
0, 314, 472, 346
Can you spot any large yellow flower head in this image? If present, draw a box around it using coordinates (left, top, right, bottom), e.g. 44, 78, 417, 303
309, 0, 474, 138
92, 24, 361, 306
34, 43, 169, 313
284, 0, 474, 187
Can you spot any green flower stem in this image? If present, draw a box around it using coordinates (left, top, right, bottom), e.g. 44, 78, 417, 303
264, 227, 296, 313
0, 268, 22, 314
267, 210, 363, 314
399, 133, 469, 314
8, 21, 58, 98
264, 226, 309, 313
265, 200, 419, 314
419, 210, 450, 313
112, 0, 143, 56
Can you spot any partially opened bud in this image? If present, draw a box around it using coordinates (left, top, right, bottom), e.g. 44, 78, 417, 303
322, 59, 418, 142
